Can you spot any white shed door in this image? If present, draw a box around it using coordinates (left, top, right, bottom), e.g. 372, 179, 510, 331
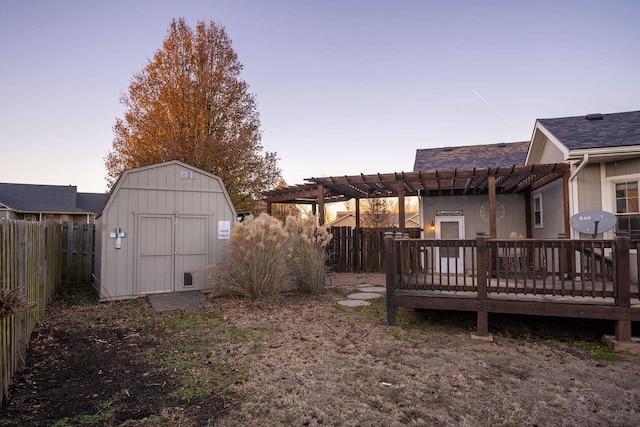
138, 215, 174, 294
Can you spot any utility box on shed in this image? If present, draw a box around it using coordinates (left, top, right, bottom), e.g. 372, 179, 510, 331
95, 161, 236, 301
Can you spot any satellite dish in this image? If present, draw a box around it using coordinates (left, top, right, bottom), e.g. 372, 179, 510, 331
570, 211, 617, 238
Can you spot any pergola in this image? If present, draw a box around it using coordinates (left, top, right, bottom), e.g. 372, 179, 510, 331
263, 163, 571, 238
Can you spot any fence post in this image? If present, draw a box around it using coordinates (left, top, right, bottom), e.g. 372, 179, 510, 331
614, 235, 631, 342
384, 232, 397, 326
475, 234, 489, 336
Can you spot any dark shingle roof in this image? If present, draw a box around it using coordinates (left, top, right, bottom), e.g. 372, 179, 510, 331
77, 192, 108, 214
413, 141, 530, 172
537, 110, 640, 150
0, 183, 105, 214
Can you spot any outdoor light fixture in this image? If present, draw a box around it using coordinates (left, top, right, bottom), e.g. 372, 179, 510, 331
429, 221, 435, 232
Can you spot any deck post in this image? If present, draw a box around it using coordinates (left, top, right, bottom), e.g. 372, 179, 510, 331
384, 232, 397, 326
475, 234, 489, 336
614, 235, 631, 342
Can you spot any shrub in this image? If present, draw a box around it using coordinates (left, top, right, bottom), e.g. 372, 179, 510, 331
217, 213, 292, 299
284, 215, 333, 294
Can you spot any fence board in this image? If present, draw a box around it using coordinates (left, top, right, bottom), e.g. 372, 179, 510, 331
328, 227, 421, 272
61, 222, 95, 284
0, 221, 63, 405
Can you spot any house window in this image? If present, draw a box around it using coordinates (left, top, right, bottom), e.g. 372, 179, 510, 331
533, 194, 543, 228
615, 181, 640, 239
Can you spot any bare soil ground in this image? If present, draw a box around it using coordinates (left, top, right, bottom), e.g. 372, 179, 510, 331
1, 273, 639, 426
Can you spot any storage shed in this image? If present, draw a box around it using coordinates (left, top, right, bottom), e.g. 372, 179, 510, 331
95, 161, 236, 301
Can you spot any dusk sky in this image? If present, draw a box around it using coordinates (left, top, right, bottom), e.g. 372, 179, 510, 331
1, 1, 639, 193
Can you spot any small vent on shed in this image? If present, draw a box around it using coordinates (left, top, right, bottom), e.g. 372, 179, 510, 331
180, 170, 197, 179
586, 113, 603, 121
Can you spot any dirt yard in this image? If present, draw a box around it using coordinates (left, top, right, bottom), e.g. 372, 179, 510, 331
0, 273, 639, 426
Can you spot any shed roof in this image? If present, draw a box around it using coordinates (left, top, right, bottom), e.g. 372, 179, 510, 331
0, 183, 105, 214
537, 110, 640, 150
413, 141, 529, 171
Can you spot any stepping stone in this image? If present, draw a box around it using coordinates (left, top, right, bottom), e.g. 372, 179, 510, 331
337, 299, 371, 307
357, 286, 386, 294
347, 292, 383, 300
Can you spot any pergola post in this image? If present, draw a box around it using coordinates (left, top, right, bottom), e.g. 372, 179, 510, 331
317, 184, 325, 225
266, 202, 272, 216
488, 175, 497, 238
397, 180, 406, 233
354, 198, 361, 271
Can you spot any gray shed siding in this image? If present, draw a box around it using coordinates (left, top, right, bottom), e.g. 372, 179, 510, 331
95, 161, 236, 301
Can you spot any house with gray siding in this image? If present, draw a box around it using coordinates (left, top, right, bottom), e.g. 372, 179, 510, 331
0, 183, 105, 223
413, 110, 639, 278
528, 110, 640, 241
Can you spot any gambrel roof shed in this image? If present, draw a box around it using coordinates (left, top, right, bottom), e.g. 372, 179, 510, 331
95, 161, 236, 301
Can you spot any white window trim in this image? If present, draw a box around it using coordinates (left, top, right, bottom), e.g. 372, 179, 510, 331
533, 193, 543, 228
603, 171, 640, 240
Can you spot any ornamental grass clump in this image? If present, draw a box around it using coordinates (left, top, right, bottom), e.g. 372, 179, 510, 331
218, 213, 292, 299
284, 215, 333, 294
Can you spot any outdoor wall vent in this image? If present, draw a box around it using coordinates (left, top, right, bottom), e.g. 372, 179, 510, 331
586, 113, 603, 121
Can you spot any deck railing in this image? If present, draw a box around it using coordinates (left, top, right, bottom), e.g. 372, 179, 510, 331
392, 235, 637, 299
386, 233, 638, 341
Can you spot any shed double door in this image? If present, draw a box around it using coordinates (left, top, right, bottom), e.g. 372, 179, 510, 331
137, 214, 208, 294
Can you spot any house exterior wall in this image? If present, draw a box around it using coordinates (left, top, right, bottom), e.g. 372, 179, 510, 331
420, 194, 525, 273
0, 209, 17, 220
576, 164, 603, 214
421, 194, 526, 239
96, 162, 235, 301
605, 158, 640, 178
537, 136, 566, 164
531, 179, 566, 239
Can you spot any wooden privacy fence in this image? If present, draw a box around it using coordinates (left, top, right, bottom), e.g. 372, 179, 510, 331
328, 227, 421, 272
1, 220, 63, 403
385, 234, 640, 341
61, 222, 95, 284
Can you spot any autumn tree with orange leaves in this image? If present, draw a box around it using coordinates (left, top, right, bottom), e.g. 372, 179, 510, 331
106, 18, 280, 211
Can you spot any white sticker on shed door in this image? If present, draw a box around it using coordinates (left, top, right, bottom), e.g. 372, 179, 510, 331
138, 215, 174, 294
175, 216, 208, 289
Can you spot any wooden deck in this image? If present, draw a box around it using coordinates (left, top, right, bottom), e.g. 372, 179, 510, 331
385, 235, 640, 341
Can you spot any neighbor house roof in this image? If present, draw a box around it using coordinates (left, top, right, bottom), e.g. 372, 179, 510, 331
537, 110, 640, 150
413, 141, 530, 171
77, 192, 108, 214
0, 183, 106, 214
